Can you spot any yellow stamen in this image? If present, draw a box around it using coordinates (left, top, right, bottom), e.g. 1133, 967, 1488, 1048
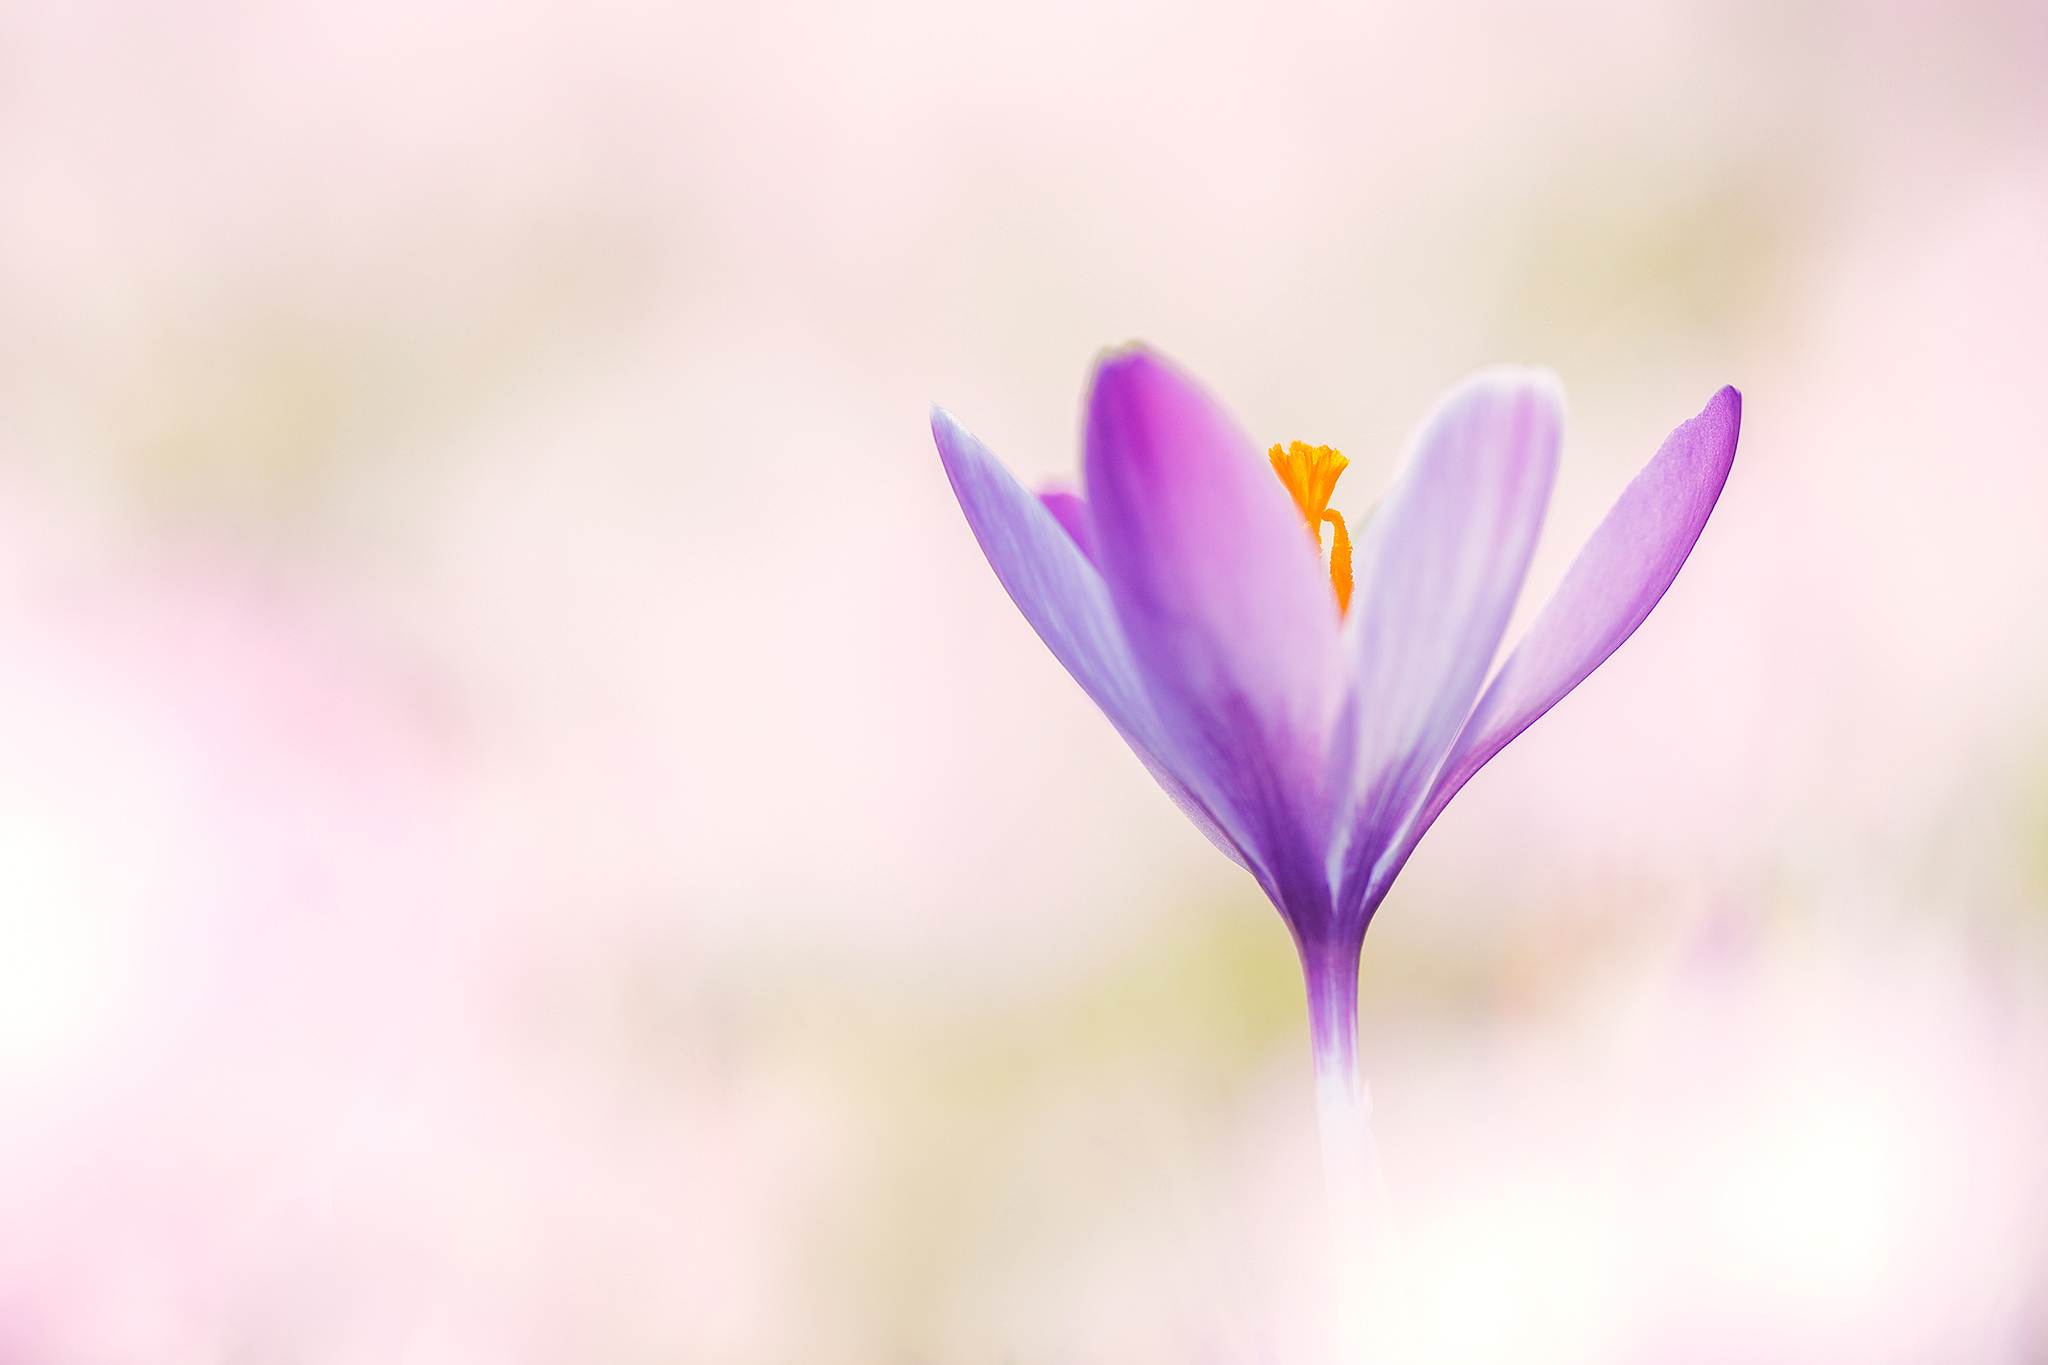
1324, 507, 1352, 613
1268, 441, 1354, 613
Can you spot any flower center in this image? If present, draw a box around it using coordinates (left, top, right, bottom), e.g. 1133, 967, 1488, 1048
1268, 441, 1353, 613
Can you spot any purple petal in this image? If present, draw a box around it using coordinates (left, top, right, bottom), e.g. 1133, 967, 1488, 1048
1368, 385, 1742, 905
1334, 368, 1563, 916
1083, 348, 1343, 925
1037, 487, 1100, 569
931, 406, 1248, 868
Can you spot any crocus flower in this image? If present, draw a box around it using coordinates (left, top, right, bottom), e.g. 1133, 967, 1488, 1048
934, 348, 1738, 1077
936, 347, 1736, 1355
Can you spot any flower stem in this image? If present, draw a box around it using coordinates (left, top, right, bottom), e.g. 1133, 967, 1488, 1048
1301, 939, 1398, 1365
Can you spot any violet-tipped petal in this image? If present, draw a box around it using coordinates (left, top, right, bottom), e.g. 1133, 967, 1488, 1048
1368, 385, 1743, 905
1083, 349, 1343, 923
932, 406, 1248, 868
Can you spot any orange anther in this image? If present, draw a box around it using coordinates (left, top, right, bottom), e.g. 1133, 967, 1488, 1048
1268, 441, 1354, 613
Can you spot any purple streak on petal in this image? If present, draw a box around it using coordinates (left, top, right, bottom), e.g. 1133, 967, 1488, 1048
1366, 385, 1742, 908
1334, 368, 1561, 926
1083, 348, 1344, 929
1037, 486, 1100, 569
932, 405, 1249, 869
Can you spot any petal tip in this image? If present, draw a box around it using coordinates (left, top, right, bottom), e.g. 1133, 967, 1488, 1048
1093, 339, 1157, 368
1687, 385, 1744, 472
1464, 362, 1566, 411
1713, 384, 1743, 426
1422, 366, 1568, 443
1085, 344, 1246, 482
1087, 343, 1238, 421
1089, 342, 1176, 400
931, 406, 992, 484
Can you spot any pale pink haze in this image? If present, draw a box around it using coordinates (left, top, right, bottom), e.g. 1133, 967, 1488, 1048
5, 0, 2048, 1354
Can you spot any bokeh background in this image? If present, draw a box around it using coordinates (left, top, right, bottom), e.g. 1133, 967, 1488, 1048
3, 0, 2047, 1360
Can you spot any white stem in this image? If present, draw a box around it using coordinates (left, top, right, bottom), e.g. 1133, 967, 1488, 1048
1311, 1002, 1400, 1363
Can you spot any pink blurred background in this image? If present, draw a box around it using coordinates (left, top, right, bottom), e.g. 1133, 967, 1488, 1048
2, 0, 2046, 1360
